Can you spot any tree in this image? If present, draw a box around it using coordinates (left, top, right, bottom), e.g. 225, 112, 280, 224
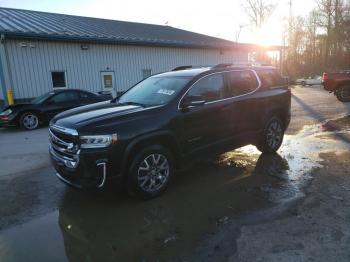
281, 0, 350, 78
243, 0, 277, 65
243, 0, 276, 29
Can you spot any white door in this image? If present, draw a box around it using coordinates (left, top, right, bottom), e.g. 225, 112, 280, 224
101, 71, 115, 92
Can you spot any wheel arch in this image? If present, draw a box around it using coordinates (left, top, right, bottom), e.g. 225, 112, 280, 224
263, 108, 289, 131
16, 109, 42, 125
120, 131, 181, 175
336, 81, 350, 92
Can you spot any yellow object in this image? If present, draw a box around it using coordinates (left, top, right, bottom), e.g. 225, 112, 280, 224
7, 88, 13, 105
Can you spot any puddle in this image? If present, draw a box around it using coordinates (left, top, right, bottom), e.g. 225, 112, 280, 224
0, 119, 349, 261
0, 211, 67, 262
322, 115, 350, 132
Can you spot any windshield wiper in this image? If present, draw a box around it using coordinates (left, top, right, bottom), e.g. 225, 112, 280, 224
119, 101, 146, 107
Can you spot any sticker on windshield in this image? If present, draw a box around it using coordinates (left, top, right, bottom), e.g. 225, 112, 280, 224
157, 89, 175, 95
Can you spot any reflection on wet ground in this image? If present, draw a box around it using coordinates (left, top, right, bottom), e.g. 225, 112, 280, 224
0, 117, 350, 261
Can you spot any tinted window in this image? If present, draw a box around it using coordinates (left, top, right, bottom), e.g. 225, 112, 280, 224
258, 70, 284, 89
66, 91, 79, 101
49, 92, 79, 104
79, 91, 95, 102
226, 70, 258, 97
49, 93, 67, 104
31, 92, 54, 104
186, 74, 225, 102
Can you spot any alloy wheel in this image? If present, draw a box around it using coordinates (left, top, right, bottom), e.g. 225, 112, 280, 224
137, 153, 170, 192
266, 120, 283, 150
23, 114, 39, 130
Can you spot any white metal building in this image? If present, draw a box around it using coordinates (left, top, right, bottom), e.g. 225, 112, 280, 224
0, 7, 254, 105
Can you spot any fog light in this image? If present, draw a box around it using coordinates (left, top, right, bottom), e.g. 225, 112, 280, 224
64, 159, 78, 168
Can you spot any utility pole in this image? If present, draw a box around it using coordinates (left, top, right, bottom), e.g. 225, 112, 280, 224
288, 0, 293, 44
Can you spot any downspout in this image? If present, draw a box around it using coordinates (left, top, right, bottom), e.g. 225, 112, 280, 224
0, 34, 8, 107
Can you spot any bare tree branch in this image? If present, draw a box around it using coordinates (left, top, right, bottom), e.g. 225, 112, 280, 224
243, 0, 277, 29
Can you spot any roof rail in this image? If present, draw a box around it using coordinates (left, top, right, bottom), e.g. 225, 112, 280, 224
212, 62, 276, 69
212, 63, 233, 69
172, 65, 192, 71
254, 62, 271, 66
232, 62, 254, 67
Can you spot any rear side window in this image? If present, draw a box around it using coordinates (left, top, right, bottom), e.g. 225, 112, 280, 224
49, 93, 68, 104
79, 91, 95, 102
49, 91, 79, 104
226, 70, 258, 97
258, 70, 284, 89
65, 91, 80, 101
186, 74, 225, 102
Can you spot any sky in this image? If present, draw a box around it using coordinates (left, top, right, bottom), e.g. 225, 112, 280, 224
0, 0, 317, 45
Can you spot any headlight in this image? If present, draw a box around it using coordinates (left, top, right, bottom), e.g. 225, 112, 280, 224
80, 134, 117, 149
0, 109, 12, 116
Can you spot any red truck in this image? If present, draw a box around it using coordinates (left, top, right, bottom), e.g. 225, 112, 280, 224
322, 70, 350, 102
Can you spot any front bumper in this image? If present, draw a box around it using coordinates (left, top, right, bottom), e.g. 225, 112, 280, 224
50, 145, 110, 189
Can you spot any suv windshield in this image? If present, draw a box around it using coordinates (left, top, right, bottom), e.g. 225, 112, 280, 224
118, 76, 191, 106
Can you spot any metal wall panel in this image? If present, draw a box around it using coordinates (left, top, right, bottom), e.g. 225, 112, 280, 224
5, 39, 248, 99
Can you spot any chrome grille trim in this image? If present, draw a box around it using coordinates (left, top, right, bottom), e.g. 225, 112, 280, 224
50, 145, 80, 168
49, 125, 80, 168
49, 129, 75, 151
51, 125, 78, 136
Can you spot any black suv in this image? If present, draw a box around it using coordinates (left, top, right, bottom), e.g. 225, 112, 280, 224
49, 64, 291, 198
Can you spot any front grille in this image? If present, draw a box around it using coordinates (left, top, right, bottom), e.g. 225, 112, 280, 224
50, 127, 78, 144
49, 126, 80, 168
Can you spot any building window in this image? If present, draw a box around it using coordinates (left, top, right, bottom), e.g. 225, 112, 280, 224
51, 71, 67, 88
142, 69, 152, 79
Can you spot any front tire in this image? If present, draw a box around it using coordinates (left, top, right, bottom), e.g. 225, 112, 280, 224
127, 145, 174, 199
19, 112, 40, 130
257, 117, 284, 153
336, 85, 350, 102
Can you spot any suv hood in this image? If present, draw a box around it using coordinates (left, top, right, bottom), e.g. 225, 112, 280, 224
52, 101, 145, 130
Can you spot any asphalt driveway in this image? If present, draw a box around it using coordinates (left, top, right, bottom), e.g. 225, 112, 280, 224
0, 85, 350, 261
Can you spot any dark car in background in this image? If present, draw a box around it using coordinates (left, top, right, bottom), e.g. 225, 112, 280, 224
49, 64, 291, 199
0, 89, 112, 130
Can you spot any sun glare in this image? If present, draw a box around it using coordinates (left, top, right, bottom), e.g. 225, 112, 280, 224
255, 21, 283, 46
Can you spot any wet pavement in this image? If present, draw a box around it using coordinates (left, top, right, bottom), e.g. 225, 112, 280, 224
0, 86, 350, 261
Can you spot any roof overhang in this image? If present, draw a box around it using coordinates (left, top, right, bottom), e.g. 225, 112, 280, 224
1, 31, 256, 51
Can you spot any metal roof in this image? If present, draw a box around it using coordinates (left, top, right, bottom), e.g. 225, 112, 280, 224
0, 7, 250, 50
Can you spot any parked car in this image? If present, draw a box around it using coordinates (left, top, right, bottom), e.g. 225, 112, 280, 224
0, 89, 112, 130
322, 70, 350, 102
295, 75, 322, 86
49, 64, 291, 199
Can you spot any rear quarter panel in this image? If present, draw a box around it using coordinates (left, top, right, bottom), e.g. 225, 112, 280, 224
255, 86, 291, 130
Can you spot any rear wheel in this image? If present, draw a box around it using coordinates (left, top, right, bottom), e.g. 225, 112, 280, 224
127, 145, 174, 199
336, 85, 350, 102
19, 112, 39, 130
301, 81, 306, 86
257, 117, 284, 153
